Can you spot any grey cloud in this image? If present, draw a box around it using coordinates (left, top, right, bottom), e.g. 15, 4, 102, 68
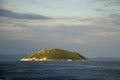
93, 0, 120, 6
105, 0, 120, 6
109, 14, 120, 18
0, 16, 120, 57
93, 0, 120, 16
0, 8, 51, 20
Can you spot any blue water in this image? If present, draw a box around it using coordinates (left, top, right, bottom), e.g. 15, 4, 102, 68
0, 61, 120, 80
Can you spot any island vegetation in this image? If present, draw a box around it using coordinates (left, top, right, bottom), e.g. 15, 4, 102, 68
21, 48, 87, 61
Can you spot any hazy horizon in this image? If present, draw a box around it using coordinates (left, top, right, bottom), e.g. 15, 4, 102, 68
0, 0, 120, 58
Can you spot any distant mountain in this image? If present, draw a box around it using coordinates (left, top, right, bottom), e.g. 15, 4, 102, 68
21, 48, 87, 61
91, 57, 120, 61
0, 54, 26, 61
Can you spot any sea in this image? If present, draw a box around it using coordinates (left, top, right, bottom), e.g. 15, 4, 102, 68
0, 60, 120, 80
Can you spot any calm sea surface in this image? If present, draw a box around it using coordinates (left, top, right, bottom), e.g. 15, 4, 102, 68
0, 60, 120, 80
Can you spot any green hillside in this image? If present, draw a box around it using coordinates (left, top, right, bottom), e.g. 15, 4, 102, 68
21, 48, 87, 61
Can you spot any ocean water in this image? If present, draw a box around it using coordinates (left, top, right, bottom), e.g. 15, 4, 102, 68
0, 60, 120, 80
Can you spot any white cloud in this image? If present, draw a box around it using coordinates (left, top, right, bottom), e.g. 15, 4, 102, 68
92, 31, 120, 37
19, 18, 94, 29
0, 24, 25, 31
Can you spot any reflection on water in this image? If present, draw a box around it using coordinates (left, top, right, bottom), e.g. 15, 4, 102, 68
0, 61, 120, 80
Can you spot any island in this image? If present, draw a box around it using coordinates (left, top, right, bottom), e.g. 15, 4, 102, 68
20, 48, 87, 61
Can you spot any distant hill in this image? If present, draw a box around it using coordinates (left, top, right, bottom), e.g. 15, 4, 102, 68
21, 48, 87, 61
91, 57, 120, 61
0, 54, 27, 61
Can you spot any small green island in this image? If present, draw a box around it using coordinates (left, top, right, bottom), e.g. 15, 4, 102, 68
20, 48, 87, 61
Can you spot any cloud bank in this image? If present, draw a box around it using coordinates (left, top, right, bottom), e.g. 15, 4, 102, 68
0, 8, 120, 57
0, 9, 51, 20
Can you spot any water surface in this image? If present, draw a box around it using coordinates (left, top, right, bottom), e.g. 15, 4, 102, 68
0, 60, 120, 80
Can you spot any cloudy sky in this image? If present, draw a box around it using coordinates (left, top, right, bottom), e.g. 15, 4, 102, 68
0, 0, 120, 58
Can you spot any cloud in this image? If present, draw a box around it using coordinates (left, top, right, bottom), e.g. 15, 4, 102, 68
93, 0, 120, 16
64, 37, 85, 44
0, 8, 51, 20
93, 0, 120, 6
109, 14, 120, 18
92, 31, 120, 38
14, 18, 94, 29
104, 0, 120, 6
0, 11, 120, 57
0, 13, 120, 44
0, 17, 92, 43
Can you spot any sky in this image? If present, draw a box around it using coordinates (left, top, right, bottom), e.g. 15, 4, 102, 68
0, 0, 120, 58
